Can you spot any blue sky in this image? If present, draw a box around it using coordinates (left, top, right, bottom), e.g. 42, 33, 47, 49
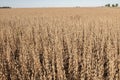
0, 0, 120, 8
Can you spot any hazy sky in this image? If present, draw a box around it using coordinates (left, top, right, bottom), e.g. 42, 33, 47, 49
0, 0, 120, 8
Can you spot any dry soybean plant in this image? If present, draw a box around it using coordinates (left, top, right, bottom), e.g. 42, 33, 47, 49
0, 8, 120, 80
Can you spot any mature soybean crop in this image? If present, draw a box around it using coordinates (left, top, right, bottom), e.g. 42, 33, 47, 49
0, 8, 120, 80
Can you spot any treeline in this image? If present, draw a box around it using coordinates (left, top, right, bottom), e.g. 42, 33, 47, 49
105, 3, 119, 7
0, 6, 11, 9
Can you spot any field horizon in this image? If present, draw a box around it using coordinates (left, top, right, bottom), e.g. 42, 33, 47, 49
0, 7, 120, 16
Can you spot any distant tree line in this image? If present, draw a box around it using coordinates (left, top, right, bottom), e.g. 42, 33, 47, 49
0, 6, 11, 9
105, 3, 119, 7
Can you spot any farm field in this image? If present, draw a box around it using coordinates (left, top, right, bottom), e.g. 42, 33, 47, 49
0, 8, 120, 80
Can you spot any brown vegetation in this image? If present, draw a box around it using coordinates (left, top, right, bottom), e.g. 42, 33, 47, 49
0, 8, 120, 80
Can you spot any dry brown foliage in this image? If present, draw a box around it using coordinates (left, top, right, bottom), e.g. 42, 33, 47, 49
0, 8, 120, 80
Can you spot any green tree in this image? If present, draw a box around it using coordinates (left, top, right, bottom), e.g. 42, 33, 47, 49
115, 3, 118, 7
108, 4, 110, 7
112, 4, 115, 7
105, 4, 108, 7
105, 4, 110, 7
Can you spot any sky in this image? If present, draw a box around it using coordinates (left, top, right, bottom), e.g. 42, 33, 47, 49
0, 0, 120, 8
